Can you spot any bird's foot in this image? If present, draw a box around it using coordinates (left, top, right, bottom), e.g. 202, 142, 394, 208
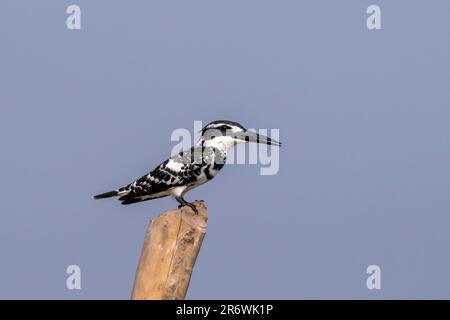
178, 202, 198, 214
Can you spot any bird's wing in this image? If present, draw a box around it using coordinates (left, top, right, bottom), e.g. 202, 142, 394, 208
118, 147, 201, 204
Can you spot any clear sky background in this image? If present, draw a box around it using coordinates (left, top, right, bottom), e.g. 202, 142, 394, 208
1, 1, 449, 299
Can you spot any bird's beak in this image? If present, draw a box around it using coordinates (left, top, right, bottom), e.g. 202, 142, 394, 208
234, 130, 282, 147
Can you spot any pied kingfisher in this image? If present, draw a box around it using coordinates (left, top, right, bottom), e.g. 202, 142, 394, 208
93, 120, 281, 213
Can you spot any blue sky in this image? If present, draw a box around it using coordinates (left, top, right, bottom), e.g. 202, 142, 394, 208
0, 1, 449, 299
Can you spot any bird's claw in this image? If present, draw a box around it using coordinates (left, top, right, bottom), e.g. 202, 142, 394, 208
179, 202, 198, 214
176, 196, 199, 214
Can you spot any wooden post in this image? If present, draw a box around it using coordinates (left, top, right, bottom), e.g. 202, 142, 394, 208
131, 200, 208, 300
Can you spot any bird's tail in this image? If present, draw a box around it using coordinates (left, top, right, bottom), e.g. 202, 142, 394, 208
93, 190, 119, 199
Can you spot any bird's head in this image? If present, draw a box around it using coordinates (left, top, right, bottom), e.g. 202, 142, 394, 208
199, 120, 281, 152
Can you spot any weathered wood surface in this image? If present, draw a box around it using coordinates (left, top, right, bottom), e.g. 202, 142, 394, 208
131, 200, 208, 300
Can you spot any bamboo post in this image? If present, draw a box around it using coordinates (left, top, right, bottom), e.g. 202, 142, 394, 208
131, 200, 208, 300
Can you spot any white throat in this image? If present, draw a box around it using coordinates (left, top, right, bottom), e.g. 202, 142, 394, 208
203, 136, 241, 155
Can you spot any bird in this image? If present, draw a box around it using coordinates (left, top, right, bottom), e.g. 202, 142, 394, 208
93, 120, 281, 213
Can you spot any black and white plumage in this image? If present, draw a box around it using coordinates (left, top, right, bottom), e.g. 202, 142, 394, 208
93, 120, 281, 213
